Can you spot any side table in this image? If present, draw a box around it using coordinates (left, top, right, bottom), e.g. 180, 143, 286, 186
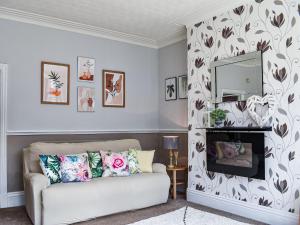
166, 166, 187, 199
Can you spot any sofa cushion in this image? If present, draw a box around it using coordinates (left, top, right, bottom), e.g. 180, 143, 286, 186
39, 154, 61, 184
42, 173, 170, 225
136, 150, 155, 173
25, 139, 141, 173
101, 151, 129, 177
128, 148, 142, 174
87, 151, 103, 178
59, 153, 92, 183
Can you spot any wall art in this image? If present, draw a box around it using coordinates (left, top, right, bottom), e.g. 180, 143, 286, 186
78, 57, 95, 82
178, 75, 188, 99
102, 70, 125, 107
77, 86, 95, 112
165, 77, 177, 101
41, 61, 70, 105
187, 0, 300, 214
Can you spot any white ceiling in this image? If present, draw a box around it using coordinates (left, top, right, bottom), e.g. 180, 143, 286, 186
0, 0, 246, 48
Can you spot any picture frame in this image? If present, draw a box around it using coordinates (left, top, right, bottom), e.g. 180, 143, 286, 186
77, 86, 95, 112
165, 77, 177, 101
178, 75, 188, 99
102, 70, 125, 107
41, 61, 70, 105
77, 57, 95, 82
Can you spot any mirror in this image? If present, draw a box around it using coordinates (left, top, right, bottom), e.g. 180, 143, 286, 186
210, 51, 263, 103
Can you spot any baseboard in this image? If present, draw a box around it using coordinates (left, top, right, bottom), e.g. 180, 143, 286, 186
187, 188, 298, 225
7, 191, 24, 207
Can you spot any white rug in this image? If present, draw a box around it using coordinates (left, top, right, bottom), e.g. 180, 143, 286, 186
128, 207, 254, 225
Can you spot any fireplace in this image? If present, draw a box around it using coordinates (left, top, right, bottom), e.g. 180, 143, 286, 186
206, 131, 265, 180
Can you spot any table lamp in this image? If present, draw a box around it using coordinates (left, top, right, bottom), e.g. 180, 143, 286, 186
163, 136, 179, 168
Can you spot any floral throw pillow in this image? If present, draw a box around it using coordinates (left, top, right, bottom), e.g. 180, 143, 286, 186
87, 151, 103, 178
128, 148, 142, 175
59, 153, 92, 183
101, 151, 129, 177
39, 154, 61, 184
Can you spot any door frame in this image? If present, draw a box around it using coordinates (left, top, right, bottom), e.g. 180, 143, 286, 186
0, 63, 8, 208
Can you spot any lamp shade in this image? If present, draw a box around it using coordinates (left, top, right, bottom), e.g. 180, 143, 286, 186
163, 136, 179, 150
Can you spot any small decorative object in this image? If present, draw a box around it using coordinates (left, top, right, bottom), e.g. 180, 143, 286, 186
203, 98, 214, 128
78, 57, 95, 82
178, 75, 187, 99
165, 77, 177, 101
77, 86, 95, 112
163, 136, 179, 168
41, 61, 70, 105
246, 94, 277, 128
103, 70, 125, 107
210, 108, 227, 127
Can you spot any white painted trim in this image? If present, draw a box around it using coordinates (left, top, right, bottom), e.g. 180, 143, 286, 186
0, 64, 8, 208
7, 191, 24, 208
0, 6, 185, 49
184, 0, 248, 27
157, 33, 187, 49
187, 188, 298, 225
6, 129, 188, 136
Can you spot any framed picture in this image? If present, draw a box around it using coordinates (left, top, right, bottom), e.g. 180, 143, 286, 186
178, 75, 188, 99
102, 70, 125, 107
77, 86, 95, 112
165, 77, 177, 101
41, 61, 70, 105
77, 57, 95, 82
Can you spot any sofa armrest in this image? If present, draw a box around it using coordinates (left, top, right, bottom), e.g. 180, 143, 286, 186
152, 163, 167, 174
24, 173, 49, 225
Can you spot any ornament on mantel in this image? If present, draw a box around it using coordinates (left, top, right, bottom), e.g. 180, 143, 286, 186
246, 95, 278, 128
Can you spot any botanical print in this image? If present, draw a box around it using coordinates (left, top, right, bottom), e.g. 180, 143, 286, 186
128, 148, 142, 174
165, 77, 177, 101
178, 75, 188, 99
103, 70, 125, 107
77, 86, 95, 112
87, 151, 103, 178
59, 153, 92, 183
100, 151, 129, 177
41, 62, 70, 104
187, 0, 300, 213
39, 154, 61, 184
78, 57, 95, 82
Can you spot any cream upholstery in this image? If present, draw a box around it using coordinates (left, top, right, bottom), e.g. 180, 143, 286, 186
23, 139, 170, 225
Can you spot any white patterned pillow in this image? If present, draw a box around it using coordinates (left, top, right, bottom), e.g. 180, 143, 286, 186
100, 151, 130, 177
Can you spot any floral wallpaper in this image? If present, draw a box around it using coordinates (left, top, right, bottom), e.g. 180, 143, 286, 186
187, 0, 300, 213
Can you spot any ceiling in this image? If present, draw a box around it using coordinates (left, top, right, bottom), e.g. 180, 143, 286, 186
0, 0, 245, 48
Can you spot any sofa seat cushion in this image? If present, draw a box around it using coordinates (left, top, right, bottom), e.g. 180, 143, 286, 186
42, 173, 170, 225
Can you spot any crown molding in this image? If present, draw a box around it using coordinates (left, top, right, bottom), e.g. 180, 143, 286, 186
157, 31, 187, 49
0, 6, 186, 49
183, 0, 248, 27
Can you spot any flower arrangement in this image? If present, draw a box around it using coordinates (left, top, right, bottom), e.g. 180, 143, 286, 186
210, 108, 227, 127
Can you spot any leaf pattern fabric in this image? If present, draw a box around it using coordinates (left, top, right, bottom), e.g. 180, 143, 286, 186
39, 154, 61, 184
87, 151, 103, 178
128, 148, 142, 175
101, 151, 129, 177
59, 153, 92, 183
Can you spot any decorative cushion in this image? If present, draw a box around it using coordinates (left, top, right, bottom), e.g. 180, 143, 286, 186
87, 151, 103, 178
136, 150, 155, 173
128, 148, 142, 174
101, 151, 129, 177
59, 153, 92, 183
39, 154, 61, 184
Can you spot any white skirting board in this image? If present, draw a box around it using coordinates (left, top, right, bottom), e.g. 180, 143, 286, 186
187, 188, 298, 225
6, 191, 24, 208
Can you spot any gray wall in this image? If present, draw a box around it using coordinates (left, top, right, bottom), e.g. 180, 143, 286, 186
0, 19, 159, 132
158, 40, 188, 130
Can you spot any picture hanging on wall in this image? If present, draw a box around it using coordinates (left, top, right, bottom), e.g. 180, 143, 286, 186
102, 70, 125, 107
77, 57, 95, 82
178, 75, 188, 99
77, 86, 95, 112
41, 61, 70, 105
165, 77, 177, 101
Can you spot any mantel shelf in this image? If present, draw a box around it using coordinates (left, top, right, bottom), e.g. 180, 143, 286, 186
196, 126, 272, 132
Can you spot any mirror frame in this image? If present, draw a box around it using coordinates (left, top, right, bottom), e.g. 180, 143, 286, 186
210, 51, 263, 104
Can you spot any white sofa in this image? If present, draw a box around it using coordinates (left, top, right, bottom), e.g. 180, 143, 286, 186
23, 139, 170, 225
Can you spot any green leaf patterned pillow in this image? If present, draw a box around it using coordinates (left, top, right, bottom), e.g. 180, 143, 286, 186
39, 154, 61, 184
87, 151, 103, 178
128, 148, 142, 174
